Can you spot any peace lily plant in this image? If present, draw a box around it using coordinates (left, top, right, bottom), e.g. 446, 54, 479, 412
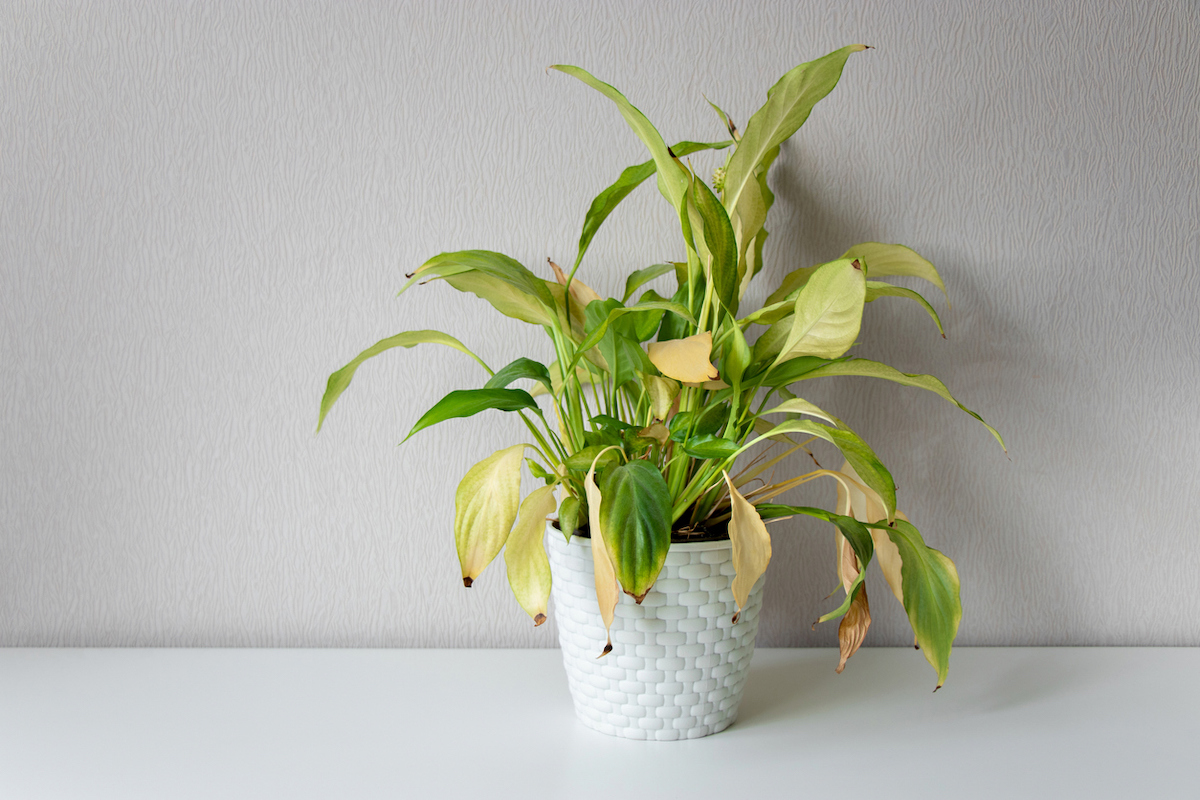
319, 45, 1003, 689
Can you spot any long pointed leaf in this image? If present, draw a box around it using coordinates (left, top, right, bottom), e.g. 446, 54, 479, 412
723, 45, 868, 216
318, 330, 491, 433
865, 281, 945, 336
599, 461, 672, 602
576, 141, 731, 270
585, 448, 621, 656
690, 173, 739, 316
723, 472, 772, 621
841, 242, 947, 303
485, 358, 554, 396
794, 358, 1006, 450
404, 388, 538, 442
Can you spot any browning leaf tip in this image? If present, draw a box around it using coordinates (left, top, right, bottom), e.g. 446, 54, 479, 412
667, 146, 677, 158
462, 577, 473, 588
597, 641, 613, 659
534, 613, 547, 626
731, 611, 740, 624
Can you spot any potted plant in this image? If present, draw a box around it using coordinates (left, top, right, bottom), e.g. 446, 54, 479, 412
318, 44, 1004, 740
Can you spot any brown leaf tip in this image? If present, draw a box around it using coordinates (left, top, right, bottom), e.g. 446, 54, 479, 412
667, 146, 677, 158
731, 612, 740, 624
533, 613, 547, 627
597, 642, 613, 659
462, 577, 473, 588
851, 259, 862, 271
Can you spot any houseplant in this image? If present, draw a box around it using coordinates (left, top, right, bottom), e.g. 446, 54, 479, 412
318, 45, 1004, 738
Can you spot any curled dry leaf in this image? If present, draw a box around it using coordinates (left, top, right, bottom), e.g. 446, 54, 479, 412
455, 444, 526, 586
722, 471, 772, 622
504, 484, 558, 625
585, 448, 621, 656
836, 582, 871, 673
839, 461, 904, 605
647, 332, 720, 384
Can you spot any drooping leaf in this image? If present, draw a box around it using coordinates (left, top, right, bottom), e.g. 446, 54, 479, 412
584, 449, 621, 655
599, 461, 672, 602
841, 242, 947, 303
400, 250, 558, 326
774, 257, 867, 364
836, 581, 871, 674
865, 281, 945, 337
754, 417, 896, 521
794, 358, 1006, 450
648, 332, 719, 383
455, 444, 525, 586
763, 264, 823, 307
575, 140, 732, 271
551, 65, 690, 210
723, 472, 772, 622
623, 263, 676, 304
485, 357, 554, 396
722, 45, 868, 216
504, 485, 558, 625
317, 330, 492, 433
404, 388, 539, 442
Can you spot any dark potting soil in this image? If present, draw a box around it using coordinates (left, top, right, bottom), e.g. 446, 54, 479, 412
550, 519, 730, 544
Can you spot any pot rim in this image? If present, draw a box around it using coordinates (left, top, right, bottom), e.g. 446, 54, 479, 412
546, 522, 732, 552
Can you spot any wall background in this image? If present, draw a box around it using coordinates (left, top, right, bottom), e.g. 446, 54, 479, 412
2, 0, 1197, 649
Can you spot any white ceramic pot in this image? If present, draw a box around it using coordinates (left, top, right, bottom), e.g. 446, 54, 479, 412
546, 525, 765, 741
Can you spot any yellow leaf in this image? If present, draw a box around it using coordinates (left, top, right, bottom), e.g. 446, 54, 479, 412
647, 332, 719, 383
455, 445, 525, 585
638, 422, 669, 446
585, 448, 621, 656
836, 582, 871, 674
504, 485, 558, 625
838, 461, 905, 606
549, 259, 603, 309
722, 471, 772, 622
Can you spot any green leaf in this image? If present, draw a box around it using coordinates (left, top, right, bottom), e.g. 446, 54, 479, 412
682, 434, 740, 461
317, 330, 492, 433
865, 281, 945, 337
404, 388, 538, 442
570, 299, 694, 373
754, 418, 897, 520
736, 145, 780, 297
504, 484, 558, 625
564, 445, 622, 473
576, 141, 732, 271
759, 397, 838, 425
882, 519, 962, 689
399, 251, 561, 328
669, 402, 728, 441
557, 494, 584, 540
754, 355, 833, 387
689, 173, 739, 316
774, 257, 866, 364
623, 263, 675, 304
794, 358, 1006, 450
551, 65, 690, 210
455, 444, 525, 585
723, 45, 868, 216
721, 320, 751, 391
763, 264, 822, 307
704, 96, 739, 140
599, 460, 672, 602
485, 358, 554, 396
841, 242, 947, 303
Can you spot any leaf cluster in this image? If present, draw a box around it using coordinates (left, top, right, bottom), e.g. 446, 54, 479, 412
318, 46, 1003, 687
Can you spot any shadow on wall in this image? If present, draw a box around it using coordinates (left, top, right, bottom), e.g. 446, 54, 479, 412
744, 148, 1082, 648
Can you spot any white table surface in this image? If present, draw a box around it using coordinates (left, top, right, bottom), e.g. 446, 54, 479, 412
1, 647, 1196, 799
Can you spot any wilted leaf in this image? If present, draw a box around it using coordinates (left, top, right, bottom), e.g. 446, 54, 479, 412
549, 259, 603, 310
455, 445, 525, 585
585, 449, 621, 656
760, 397, 839, 426
722, 472, 772, 622
504, 485, 558, 625
485, 357, 554, 396
865, 281, 944, 337
836, 582, 871, 673
648, 332, 719, 383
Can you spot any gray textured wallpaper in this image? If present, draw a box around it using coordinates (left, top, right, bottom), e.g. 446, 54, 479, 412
2, 0, 1197, 649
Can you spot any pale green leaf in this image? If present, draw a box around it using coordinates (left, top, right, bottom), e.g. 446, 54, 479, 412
455, 444, 525, 585
504, 485, 558, 625
774, 258, 866, 363
841, 242, 947, 303
865, 281, 945, 336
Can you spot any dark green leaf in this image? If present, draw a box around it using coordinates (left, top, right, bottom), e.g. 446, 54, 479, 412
622, 263, 676, 304
558, 495, 584, 540
682, 434, 740, 460
690, 174, 739, 316
565, 445, 623, 473
599, 461, 672, 601
404, 388, 538, 442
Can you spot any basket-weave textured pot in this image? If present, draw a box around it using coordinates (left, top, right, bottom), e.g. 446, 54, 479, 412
547, 525, 765, 740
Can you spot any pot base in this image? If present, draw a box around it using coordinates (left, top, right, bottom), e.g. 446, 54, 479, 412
547, 529, 764, 741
